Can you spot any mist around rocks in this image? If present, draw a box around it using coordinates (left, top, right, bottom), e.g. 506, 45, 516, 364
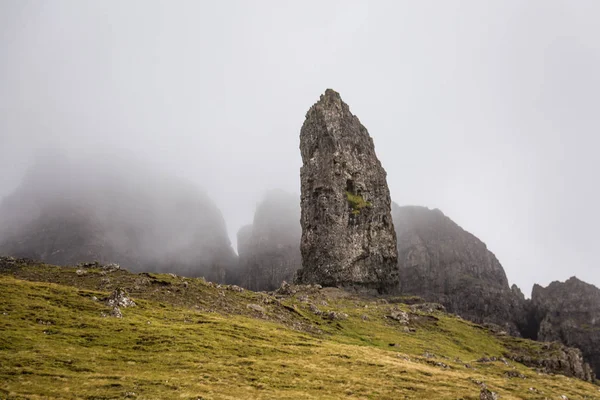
0, 152, 237, 281
2, 87, 600, 378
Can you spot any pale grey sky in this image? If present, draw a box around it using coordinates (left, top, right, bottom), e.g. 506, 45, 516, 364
1, 1, 599, 294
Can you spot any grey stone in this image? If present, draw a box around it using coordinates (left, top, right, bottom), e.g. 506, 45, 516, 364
530, 276, 600, 378
507, 342, 594, 382
392, 204, 527, 336
109, 306, 122, 318
105, 288, 136, 308
325, 311, 348, 320
296, 89, 398, 293
410, 303, 446, 314
246, 304, 265, 313
387, 309, 409, 324
479, 388, 499, 400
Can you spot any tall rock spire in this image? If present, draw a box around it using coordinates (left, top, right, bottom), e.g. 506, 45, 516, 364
296, 89, 398, 293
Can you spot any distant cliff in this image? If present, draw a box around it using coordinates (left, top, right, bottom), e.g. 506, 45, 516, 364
237, 190, 301, 291
0, 155, 237, 282
392, 204, 528, 335
530, 277, 600, 377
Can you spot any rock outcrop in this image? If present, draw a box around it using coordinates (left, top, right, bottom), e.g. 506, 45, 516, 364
296, 89, 398, 293
392, 204, 528, 335
0, 155, 237, 282
530, 277, 600, 377
237, 190, 302, 291
506, 341, 595, 382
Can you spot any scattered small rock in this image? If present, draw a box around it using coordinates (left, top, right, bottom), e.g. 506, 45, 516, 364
104, 263, 121, 272
504, 370, 525, 379
325, 311, 348, 320
76, 269, 87, 276
110, 307, 122, 318
228, 285, 244, 292
275, 281, 295, 296
423, 351, 436, 359
105, 288, 136, 308
409, 303, 446, 313
480, 388, 499, 400
387, 309, 409, 324
246, 304, 265, 313
361, 314, 369, 321
309, 303, 322, 315
297, 295, 309, 303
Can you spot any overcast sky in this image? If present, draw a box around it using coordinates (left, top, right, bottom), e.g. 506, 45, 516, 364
1, 1, 599, 293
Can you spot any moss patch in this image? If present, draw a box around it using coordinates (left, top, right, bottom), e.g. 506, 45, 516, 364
346, 192, 372, 215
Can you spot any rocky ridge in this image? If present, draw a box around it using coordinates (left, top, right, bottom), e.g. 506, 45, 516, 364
392, 204, 528, 336
530, 277, 600, 378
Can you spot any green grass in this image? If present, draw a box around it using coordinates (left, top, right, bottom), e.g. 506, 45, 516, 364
346, 192, 372, 215
1, 261, 599, 399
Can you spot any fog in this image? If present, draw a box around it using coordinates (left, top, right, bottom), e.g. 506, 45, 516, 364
1, 1, 599, 293
0, 152, 237, 280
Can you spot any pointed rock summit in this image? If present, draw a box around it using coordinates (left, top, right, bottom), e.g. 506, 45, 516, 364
296, 89, 398, 293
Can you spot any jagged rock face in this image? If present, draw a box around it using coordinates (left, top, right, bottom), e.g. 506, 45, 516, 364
531, 277, 600, 377
507, 342, 595, 382
392, 204, 527, 335
0, 156, 237, 282
237, 190, 302, 291
296, 89, 398, 293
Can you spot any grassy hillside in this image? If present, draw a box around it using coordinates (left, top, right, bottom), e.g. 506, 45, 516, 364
1, 259, 599, 399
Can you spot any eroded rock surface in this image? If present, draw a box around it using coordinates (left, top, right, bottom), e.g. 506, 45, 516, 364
530, 277, 600, 377
296, 89, 398, 293
392, 204, 527, 335
506, 341, 595, 382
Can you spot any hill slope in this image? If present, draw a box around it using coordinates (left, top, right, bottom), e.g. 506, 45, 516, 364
1, 258, 598, 399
